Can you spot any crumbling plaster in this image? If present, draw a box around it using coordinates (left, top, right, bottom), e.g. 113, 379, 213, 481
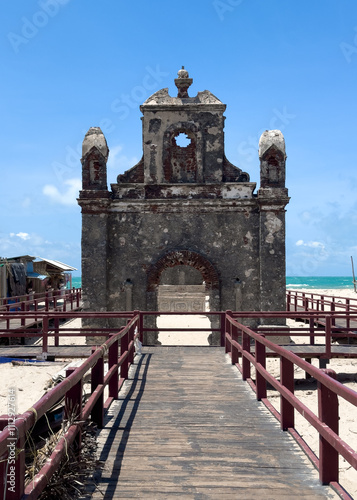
78, 69, 290, 344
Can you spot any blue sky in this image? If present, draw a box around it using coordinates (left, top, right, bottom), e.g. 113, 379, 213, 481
1, 0, 357, 276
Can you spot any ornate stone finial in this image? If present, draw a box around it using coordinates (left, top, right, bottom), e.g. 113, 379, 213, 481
259, 130, 286, 189
258, 130, 286, 159
175, 66, 193, 98
82, 127, 109, 160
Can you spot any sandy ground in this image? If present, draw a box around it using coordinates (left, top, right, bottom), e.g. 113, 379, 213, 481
0, 318, 87, 415
277, 288, 357, 497
0, 291, 356, 496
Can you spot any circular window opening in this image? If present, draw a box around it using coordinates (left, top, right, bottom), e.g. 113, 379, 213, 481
175, 133, 191, 148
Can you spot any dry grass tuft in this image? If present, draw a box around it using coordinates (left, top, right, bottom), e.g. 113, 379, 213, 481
24, 412, 101, 500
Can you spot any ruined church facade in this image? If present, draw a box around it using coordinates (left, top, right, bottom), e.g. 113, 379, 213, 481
78, 69, 289, 344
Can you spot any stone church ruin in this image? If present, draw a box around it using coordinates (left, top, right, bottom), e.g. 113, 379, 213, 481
78, 68, 290, 344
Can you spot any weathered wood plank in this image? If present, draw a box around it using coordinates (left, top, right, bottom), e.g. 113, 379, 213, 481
81, 346, 339, 499
0, 345, 92, 358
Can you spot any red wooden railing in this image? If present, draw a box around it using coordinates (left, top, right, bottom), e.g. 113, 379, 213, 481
0, 288, 82, 330
287, 289, 357, 315
224, 312, 357, 496
0, 312, 140, 500
0, 309, 356, 498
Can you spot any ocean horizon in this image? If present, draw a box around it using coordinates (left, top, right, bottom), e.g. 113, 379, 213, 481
71, 276, 355, 290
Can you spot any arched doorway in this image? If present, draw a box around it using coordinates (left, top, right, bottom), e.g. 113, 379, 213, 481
146, 250, 220, 345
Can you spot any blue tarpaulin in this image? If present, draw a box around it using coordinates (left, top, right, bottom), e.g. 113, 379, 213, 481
26, 271, 47, 280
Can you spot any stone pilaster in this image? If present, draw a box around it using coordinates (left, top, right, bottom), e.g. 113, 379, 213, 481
78, 127, 110, 344
258, 131, 290, 337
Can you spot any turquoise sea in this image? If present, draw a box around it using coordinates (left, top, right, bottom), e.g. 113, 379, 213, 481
71, 276, 354, 290
287, 276, 354, 289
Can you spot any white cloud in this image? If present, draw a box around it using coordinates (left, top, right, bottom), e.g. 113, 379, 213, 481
0, 231, 80, 269
10, 232, 30, 241
295, 240, 325, 249
43, 178, 81, 205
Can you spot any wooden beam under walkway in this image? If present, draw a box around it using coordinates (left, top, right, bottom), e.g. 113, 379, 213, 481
83, 346, 339, 499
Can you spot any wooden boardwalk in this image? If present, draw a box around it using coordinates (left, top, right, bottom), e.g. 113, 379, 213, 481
83, 347, 338, 499
0, 345, 92, 358
1, 343, 356, 361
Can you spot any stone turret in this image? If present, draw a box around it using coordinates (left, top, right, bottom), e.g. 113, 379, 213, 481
78, 127, 110, 343
81, 127, 109, 192
259, 130, 286, 188
258, 130, 290, 330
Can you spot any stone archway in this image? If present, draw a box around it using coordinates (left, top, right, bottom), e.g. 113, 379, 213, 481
147, 250, 220, 292
146, 250, 220, 345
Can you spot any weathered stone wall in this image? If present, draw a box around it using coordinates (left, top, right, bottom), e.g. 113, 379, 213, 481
78, 70, 290, 345
105, 206, 261, 313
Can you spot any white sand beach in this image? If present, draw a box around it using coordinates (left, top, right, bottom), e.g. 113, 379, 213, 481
0, 290, 356, 496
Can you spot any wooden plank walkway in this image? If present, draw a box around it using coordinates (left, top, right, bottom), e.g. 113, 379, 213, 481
0, 345, 92, 358
1, 342, 356, 361
290, 304, 357, 332
83, 347, 338, 499
269, 344, 357, 358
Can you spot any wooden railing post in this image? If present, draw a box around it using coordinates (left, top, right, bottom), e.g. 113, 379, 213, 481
139, 311, 144, 344
108, 336, 119, 400
255, 335, 266, 401
54, 316, 59, 347
303, 294, 308, 312
325, 315, 332, 359
330, 300, 335, 327
120, 329, 129, 381
21, 301, 25, 327
318, 369, 338, 484
65, 367, 82, 455
220, 312, 225, 347
242, 331, 251, 381
42, 316, 49, 354
231, 323, 238, 366
280, 357, 294, 430
309, 317, 315, 345
346, 298, 350, 330
91, 347, 104, 428
286, 291, 291, 311
225, 311, 233, 354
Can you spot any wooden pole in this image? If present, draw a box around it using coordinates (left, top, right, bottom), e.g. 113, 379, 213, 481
351, 256, 357, 292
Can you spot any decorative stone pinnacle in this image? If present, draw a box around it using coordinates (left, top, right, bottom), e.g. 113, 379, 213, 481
175, 66, 193, 98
